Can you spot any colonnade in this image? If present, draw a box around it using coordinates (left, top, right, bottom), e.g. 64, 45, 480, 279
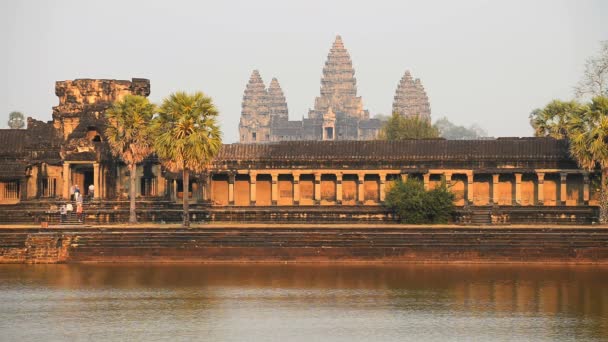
208, 169, 594, 207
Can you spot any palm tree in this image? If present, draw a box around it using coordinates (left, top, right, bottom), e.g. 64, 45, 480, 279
105, 95, 156, 224
151, 92, 222, 227
529, 100, 581, 139
567, 96, 608, 222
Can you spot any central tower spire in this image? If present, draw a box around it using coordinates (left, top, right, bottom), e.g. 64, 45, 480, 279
309, 35, 369, 121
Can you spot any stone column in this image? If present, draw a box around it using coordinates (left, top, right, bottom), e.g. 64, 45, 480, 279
560, 172, 568, 205
357, 173, 365, 204
293, 173, 300, 205
271, 173, 278, 206
583, 173, 590, 205
537, 172, 545, 205
314, 173, 321, 205
250, 172, 257, 206
492, 174, 500, 205
201, 174, 209, 202
173, 179, 178, 202
466, 172, 474, 204
228, 173, 235, 206
423, 173, 430, 190
93, 162, 100, 199
336, 173, 343, 204
379, 173, 387, 202
444, 172, 452, 187
514, 173, 522, 205
400, 173, 408, 182
62, 163, 70, 199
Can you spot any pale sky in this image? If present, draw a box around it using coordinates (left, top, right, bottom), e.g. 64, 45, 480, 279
1, 0, 607, 142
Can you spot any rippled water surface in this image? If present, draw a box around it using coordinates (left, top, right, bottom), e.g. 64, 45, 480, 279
0, 264, 607, 341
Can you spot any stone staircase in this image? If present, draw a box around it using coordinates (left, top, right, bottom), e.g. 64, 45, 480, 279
471, 207, 492, 225
3, 227, 607, 263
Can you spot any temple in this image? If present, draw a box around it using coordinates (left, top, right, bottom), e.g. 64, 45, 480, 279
239, 35, 385, 142
392, 70, 432, 121
0, 47, 601, 226
0, 75, 600, 225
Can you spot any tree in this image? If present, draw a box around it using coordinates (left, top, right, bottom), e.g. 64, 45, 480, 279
575, 41, 608, 99
566, 96, 608, 222
8, 111, 25, 129
529, 100, 582, 138
105, 95, 156, 224
531, 96, 608, 222
379, 113, 439, 140
151, 92, 222, 227
434, 117, 487, 140
384, 178, 455, 224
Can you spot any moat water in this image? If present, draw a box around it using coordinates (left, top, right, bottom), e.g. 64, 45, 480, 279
0, 264, 607, 341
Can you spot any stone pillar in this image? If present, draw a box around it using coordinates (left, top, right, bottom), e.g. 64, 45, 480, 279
400, 173, 408, 182
514, 173, 522, 205
336, 173, 343, 204
228, 173, 235, 206
271, 173, 278, 206
93, 162, 100, 199
173, 179, 177, 202
62, 163, 70, 199
201, 174, 209, 202
357, 173, 365, 204
583, 173, 590, 205
19, 178, 27, 201
444, 172, 452, 187
560, 172, 567, 205
537, 172, 545, 205
379, 173, 387, 202
466, 172, 474, 204
314, 173, 321, 205
492, 174, 500, 205
250, 172, 257, 206
423, 173, 430, 190
293, 173, 300, 205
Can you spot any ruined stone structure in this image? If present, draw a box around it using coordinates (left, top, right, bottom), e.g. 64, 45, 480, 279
0, 78, 601, 225
392, 71, 432, 121
239, 36, 384, 143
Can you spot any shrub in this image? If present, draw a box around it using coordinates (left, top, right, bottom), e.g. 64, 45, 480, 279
384, 178, 455, 224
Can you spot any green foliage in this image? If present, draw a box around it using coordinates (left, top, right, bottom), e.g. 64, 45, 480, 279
379, 113, 439, 140
8, 111, 25, 129
384, 179, 455, 224
151, 91, 222, 173
434, 117, 487, 140
105, 95, 156, 165
529, 100, 583, 139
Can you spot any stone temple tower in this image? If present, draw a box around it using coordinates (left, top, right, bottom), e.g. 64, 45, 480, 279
239, 70, 270, 143
392, 71, 431, 122
308, 35, 369, 121
267, 77, 288, 122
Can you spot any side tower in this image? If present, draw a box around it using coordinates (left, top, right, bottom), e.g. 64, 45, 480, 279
308, 35, 369, 122
53, 78, 150, 141
392, 71, 431, 122
267, 77, 288, 122
239, 70, 270, 143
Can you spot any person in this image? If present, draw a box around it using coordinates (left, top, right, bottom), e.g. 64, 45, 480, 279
74, 187, 80, 203
59, 204, 67, 223
66, 202, 73, 219
70, 184, 76, 201
88, 184, 95, 199
76, 202, 83, 223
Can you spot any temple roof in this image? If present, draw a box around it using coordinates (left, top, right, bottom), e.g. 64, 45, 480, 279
215, 138, 572, 163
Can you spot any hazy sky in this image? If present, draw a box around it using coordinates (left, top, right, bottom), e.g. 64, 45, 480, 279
1, 0, 607, 142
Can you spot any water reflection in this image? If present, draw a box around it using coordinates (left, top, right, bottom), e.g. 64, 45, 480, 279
0, 264, 607, 341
